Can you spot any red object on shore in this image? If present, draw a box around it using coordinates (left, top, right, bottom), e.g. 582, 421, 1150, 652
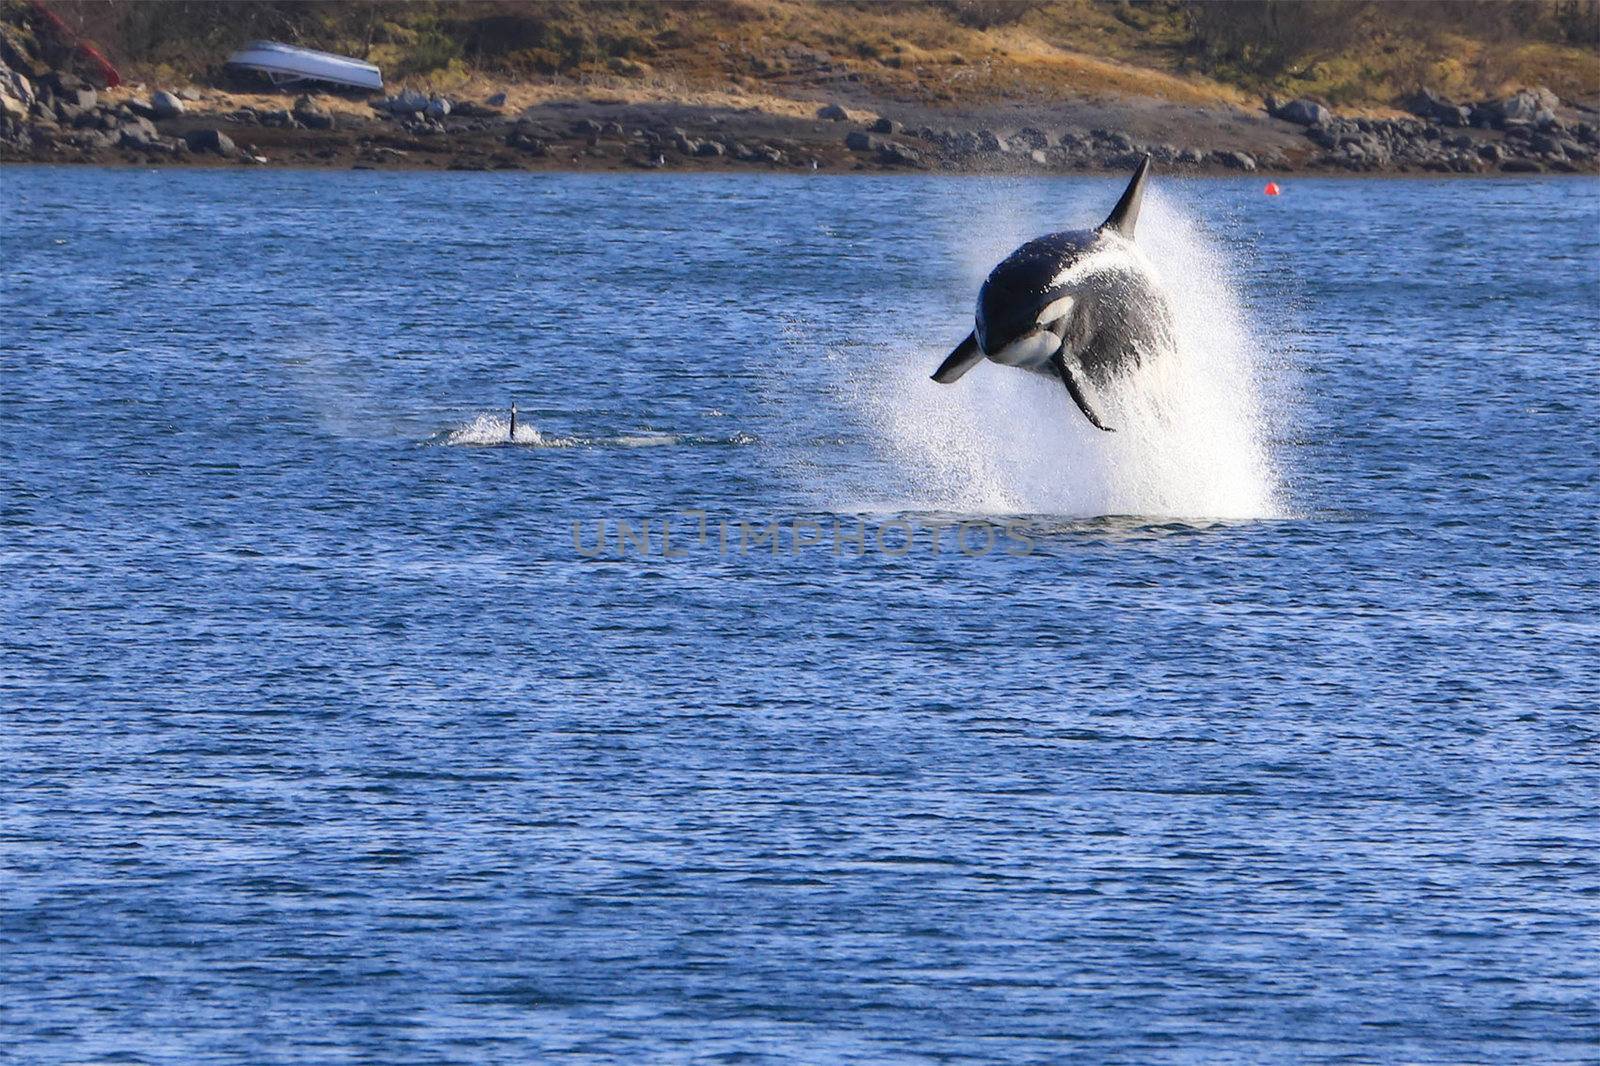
1264, 182, 1282, 196
29, 1, 122, 87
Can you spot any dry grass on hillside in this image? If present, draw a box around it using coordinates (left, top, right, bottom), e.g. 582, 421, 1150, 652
36, 0, 1600, 110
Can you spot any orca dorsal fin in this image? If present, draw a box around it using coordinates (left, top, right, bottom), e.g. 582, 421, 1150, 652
1099, 154, 1151, 239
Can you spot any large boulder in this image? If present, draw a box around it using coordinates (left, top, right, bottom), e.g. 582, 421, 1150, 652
59, 85, 96, 112
1012, 126, 1048, 149
1486, 88, 1560, 128
1405, 88, 1468, 127
504, 128, 546, 155
151, 90, 184, 119
382, 88, 429, 115
184, 128, 236, 156
46, 71, 85, 95
2, 65, 33, 110
1274, 97, 1331, 126
845, 130, 878, 152
817, 103, 848, 121
877, 140, 922, 167
292, 94, 333, 130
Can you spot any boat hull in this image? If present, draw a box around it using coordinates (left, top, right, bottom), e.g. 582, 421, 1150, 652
225, 42, 382, 92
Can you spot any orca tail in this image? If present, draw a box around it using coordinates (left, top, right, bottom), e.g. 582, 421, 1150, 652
931, 331, 983, 384
1098, 154, 1151, 239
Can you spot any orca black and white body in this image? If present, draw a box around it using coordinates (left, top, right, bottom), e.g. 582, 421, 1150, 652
930, 155, 1174, 432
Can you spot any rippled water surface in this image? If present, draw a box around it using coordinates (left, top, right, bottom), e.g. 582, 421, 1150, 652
3, 168, 1598, 1064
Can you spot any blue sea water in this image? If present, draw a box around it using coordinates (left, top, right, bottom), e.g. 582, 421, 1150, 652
2, 166, 1598, 1064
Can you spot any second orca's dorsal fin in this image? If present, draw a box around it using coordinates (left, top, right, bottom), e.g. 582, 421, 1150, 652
1099, 154, 1152, 239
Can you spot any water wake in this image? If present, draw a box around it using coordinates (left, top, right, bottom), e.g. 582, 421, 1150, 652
441, 413, 755, 450
444, 413, 558, 447
842, 191, 1288, 521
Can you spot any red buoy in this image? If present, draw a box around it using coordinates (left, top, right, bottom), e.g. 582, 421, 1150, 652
1264, 182, 1281, 196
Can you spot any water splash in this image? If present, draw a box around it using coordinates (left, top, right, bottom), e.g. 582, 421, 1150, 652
444, 413, 553, 446
440, 412, 756, 449
844, 189, 1288, 521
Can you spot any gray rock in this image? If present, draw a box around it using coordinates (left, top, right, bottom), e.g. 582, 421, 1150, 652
75, 127, 117, 150
121, 114, 158, 141
1013, 126, 1048, 149
384, 88, 429, 115
877, 141, 921, 166
292, 94, 333, 130
571, 118, 603, 136
1486, 88, 1560, 129
1215, 150, 1258, 171
1274, 97, 1330, 126
695, 140, 725, 157
977, 129, 1003, 152
601, 121, 624, 137
61, 86, 96, 112
1176, 147, 1204, 165
845, 130, 878, 151
1500, 158, 1544, 173
817, 103, 848, 121
1406, 88, 1467, 127
2, 65, 33, 110
151, 90, 184, 119
1529, 132, 1561, 155
1029, 148, 1049, 165
184, 128, 236, 156
1305, 125, 1340, 149
177, 87, 202, 102
424, 97, 452, 121
486, 92, 508, 107
870, 116, 900, 135
118, 124, 158, 149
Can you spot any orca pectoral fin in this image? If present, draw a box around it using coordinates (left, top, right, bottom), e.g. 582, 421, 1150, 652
931, 332, 983, 384
1051, 351, 1115, 432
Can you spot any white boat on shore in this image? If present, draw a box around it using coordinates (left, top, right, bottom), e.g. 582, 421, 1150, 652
225, 41, 383, 92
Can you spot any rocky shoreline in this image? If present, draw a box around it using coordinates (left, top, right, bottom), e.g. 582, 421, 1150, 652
3, 36, 1597, 178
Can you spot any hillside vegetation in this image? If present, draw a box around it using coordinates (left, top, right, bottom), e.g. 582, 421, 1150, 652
41, 0, 1600, 109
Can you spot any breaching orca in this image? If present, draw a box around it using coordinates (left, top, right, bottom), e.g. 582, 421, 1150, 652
931, 155, 1173, 432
